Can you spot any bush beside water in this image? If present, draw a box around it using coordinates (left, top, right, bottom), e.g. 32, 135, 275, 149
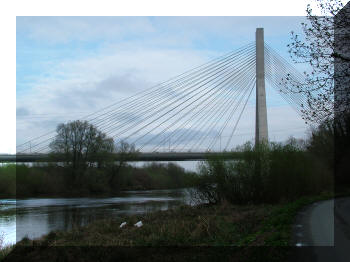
193, 140, 333, 205
0, 165, 16, 197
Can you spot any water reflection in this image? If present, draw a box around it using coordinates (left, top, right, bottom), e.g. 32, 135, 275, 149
0, 188, 192, 247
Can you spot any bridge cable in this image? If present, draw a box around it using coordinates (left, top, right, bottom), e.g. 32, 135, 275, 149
105, 49, 257, 143
224, 80, 255, 151
127, 54, 256, 147
94, 45, 256, 137
182, 64, 256, 152
90, 43, 256, 130
189, 63, 256, 151
141, 54, 257, 151
174, 60, 256, 152
207, 74, 256, 151
151, 57, 256, 152
17, 43, 254, 153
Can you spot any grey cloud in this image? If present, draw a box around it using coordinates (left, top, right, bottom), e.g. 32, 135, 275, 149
15, 16, 311, 151
51, 73, 154, 112
97, 72, 153, 95
16, 107, 30, 117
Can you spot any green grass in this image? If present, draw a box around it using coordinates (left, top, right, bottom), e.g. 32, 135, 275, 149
15, 202, 270, 247
0, 245, 13, 261
0, 208, 16, 217
0, 231, 13, 262
237, 192, 333, 246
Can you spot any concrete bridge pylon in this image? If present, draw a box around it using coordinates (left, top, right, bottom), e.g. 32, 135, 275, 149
255, 28, 268, 145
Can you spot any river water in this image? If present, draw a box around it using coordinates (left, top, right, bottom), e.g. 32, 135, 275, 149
0, 188, 193, 247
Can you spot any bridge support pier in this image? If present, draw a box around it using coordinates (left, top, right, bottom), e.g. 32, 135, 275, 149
255, 28, 268, 145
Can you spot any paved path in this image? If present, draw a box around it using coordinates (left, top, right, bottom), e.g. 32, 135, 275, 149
292, 197, 350, 262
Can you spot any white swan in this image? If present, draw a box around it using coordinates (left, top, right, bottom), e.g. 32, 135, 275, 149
134, 221, 143, 227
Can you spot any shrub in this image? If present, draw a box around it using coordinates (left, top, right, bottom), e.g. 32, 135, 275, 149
0, 165, 16, 197
194, 140, 333, 205
307, 114, 350, 186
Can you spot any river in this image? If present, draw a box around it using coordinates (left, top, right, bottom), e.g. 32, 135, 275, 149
0, 188, 193, 247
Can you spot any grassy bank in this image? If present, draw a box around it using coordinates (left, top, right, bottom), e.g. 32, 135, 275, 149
0, 232, 13, 262
0, 209, 16, 217
2, 192, 333, 262
0, 246, 13, 262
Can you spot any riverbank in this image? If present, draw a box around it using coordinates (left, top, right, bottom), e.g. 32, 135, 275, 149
2, 192, 334, 262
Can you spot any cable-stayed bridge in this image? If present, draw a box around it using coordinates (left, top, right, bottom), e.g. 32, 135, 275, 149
3, 28, 311, 162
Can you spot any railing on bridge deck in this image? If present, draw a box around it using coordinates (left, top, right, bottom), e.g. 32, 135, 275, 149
0, 152, 243, 163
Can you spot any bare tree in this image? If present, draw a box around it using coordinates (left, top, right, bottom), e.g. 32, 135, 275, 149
286, 0, 350, 123
49, 120, 114, 169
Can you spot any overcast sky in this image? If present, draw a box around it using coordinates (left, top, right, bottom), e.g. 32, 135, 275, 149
15, 16, 310, 150
2, 0, 349, 155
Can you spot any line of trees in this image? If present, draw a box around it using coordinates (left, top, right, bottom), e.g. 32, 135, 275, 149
192, 132, 334, 205
3, 120, 197, 197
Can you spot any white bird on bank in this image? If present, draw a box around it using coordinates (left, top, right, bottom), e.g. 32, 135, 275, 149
134, 221, 143, 227
119, 222, 127, 228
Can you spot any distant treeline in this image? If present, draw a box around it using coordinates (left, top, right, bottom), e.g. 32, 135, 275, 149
0, 162, 198, 198
2, 113, 349, 201
0, 120, 199, 198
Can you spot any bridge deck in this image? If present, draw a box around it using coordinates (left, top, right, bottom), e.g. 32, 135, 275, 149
0, 152, 242, 162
